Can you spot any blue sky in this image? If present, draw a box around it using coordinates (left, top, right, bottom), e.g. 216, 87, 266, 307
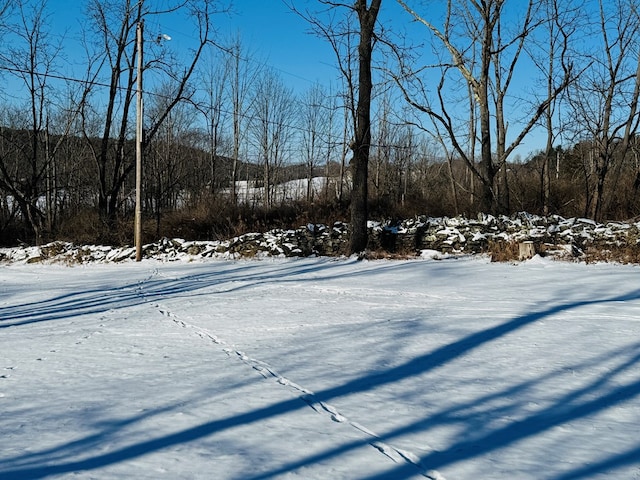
1, 0, 416, 114
2, 0, 536, 155
219, 1, 340, 91
42, 0, 353, 95
169, 0, 413, 94
4, 0, 593, 156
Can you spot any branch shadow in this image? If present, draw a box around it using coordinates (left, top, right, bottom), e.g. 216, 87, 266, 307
0, 258, 381, 328
355, 341, 640, 480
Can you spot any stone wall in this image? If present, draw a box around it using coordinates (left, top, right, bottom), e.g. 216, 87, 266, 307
2, 213, 639, 263
366, 214, 640, 258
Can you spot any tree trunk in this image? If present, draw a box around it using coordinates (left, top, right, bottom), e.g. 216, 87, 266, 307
446, 154, 459, 215
591, 158, 608, 221
349, 0, 381, 254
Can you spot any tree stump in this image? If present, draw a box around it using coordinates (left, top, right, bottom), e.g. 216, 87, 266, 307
518, 241, 536, 260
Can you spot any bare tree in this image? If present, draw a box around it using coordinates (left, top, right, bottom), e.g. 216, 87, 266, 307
225, 36, 262, 205
145, 84, 199, 235
249, 69, 297, 208
300, 83, 331, 203
371, 90, 393, 204
396, 0, 573, 214
194, 46, 229, 197
349, 0, 382, 252
319, 84, 343, 203
522, 0, 580, 215
80, 0, 221, 229
371, 89, 419, 209
567, 0, 640, 220
336, 54, 356, 205
291, 0, 382, 253
0, 0, 73, 243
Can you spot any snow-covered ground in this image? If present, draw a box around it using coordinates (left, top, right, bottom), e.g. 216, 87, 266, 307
1, 255, 639, 479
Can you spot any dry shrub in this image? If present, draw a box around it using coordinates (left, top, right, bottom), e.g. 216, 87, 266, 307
296, 199, 350, 229
57, 209, 131, 246
583, 243, 640, 264
159, 197, 350, 242
0, 222, 23, 247
490, 239, 640, 264
488, 240, 553, 262
160, 202, 296, 241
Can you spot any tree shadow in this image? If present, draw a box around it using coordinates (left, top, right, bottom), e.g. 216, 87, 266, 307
0, 258, 381, 328
1, 261, 639, 479
354, 341, 640, 480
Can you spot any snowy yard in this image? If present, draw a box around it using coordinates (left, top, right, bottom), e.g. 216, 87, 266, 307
1, 255, 639, 479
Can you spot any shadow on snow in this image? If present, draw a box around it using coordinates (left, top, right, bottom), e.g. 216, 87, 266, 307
1, 259, 639, 479
0, 258, 371, 328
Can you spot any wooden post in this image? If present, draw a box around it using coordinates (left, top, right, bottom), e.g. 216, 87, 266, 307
135, 20, 144, 262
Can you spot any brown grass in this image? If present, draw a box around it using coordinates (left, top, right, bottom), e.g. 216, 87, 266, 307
583, 243, 640, 264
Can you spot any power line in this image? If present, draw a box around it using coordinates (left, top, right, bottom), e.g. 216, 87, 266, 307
0, 62, 419, 153
0, 62, 339, 138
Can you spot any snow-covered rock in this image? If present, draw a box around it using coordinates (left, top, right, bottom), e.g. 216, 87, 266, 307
1, 213, 638, 264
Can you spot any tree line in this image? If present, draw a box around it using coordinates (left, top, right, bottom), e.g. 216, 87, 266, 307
1, 0, 640, 250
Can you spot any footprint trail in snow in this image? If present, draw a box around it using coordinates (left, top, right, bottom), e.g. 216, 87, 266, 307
154, 302, 445, 480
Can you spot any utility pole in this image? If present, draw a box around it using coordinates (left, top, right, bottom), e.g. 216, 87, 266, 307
135, 19, 144, 262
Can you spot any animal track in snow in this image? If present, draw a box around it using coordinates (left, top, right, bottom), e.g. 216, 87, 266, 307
154, 301, 444, 479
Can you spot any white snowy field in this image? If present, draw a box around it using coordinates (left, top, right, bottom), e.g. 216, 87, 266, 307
1, 255, 639, 480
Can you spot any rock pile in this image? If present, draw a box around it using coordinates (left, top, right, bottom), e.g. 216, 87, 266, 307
368, 213, 640, 257
1, 213, 638, 264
